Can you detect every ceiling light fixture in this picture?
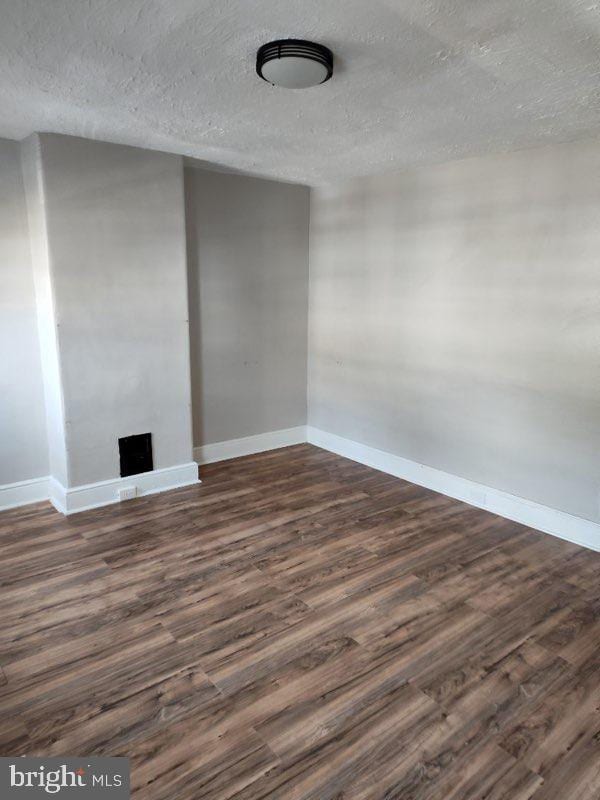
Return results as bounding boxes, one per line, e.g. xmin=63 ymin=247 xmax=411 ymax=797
xmin=256 ymin=39 xmax=333 ymax=89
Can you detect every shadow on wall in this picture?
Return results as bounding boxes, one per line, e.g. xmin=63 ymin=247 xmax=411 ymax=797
xmin=184 ymin=166 xmax=205 ymax=450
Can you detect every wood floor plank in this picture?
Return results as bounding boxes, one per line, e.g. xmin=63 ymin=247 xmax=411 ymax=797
xmin=498 ymin=652 xmax=600 ymax=777
xmin=1 ymin=443 xmax=599 ymax=799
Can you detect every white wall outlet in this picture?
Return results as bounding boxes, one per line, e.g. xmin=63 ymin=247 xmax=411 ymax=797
xmin=468 ymin=488 xmax=487 ymax=507
xmin=118 ymin=486 xmax=137 ymax=502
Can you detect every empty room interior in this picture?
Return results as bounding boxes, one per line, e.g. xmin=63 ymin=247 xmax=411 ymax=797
xmin=1 ymin=1 xmax=600 ymax=798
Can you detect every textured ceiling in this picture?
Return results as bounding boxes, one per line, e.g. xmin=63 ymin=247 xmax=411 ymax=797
xmin=2 ymin=0 xmax=600 ymax=183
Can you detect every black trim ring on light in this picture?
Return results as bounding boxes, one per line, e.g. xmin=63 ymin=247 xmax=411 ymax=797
xmin=256 ymin=39 xmax=334 ymax=85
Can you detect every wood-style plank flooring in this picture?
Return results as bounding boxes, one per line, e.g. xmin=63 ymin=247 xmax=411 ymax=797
xmin=1 ymin=444 xmax=600 ymax=799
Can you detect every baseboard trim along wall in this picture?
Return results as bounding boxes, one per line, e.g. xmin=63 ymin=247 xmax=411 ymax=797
xmin=194 ymin=426 xmax=308 ymax=464
xmin=50 ymin=462 xmax=200 ymax=515
xmin=0 ymin=463 xmax=200 ymax=515
xmin=306 ymin=426 xmax=600 ymax=553
xmin=3 ymin=429 xmax=598 ymax=551
xmin=0 ymin=475 xmax=50 ymax=511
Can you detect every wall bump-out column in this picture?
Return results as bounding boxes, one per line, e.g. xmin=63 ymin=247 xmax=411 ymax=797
xmin=18 ymin=134 xmax=197 ymax=513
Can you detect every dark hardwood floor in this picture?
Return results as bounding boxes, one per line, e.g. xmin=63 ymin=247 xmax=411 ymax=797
xmin=1 ymin=444 xmax=600 ymax=799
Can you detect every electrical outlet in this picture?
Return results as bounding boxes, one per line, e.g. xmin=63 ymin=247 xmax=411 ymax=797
xmin=468 ymin=488 xmax=487 ymax=507
xmin=118 ymin=486 xmax=137 ymax=502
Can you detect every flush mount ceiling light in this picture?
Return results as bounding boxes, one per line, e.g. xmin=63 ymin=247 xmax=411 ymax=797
xmin=256 ymin=39 xmax=333 ymax=89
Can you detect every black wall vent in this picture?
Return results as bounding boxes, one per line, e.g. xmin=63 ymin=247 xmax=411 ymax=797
xmin=119 ymin=433 xmax=153 ymax=478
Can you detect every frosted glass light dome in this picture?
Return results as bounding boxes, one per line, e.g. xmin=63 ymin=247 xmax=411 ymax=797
xmin=256 ymin=40 xmax=333 ymax=89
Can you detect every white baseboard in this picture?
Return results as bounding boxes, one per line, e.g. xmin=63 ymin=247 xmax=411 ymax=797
xmin=194 ymin=426 xmax=307 ymax=465
xmin=6 ymin=430 xmax=598 ymax=553
xmin=306 ymin=426 xmax=600 ymax=553
xmin=0 ymin=476 xmax=50 ymax=512
xmin=48 ymin=477 xmax=67 ymax=515
xmin=48 ymin=462 xmax=200 ymax=515
xmin=1 ymin=463 xmax=199 ymax=516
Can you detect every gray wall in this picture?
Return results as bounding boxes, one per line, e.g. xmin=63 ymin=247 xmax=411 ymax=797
xmin=185 ymin=168 xmax=309 ymax=446
xmin=38 ymin=134 xmax=194 ymax=487
xmin=309 ymin=137 xmax=600 ymax=523
xmin=0 ymin=138 xmax=48 ymax=484
xmin=21 ymin=134 xmax=70 ymax=486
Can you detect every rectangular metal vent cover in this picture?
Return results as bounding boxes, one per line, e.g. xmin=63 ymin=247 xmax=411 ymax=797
xmin=118 ymin=432 xmax=153 ymax=478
